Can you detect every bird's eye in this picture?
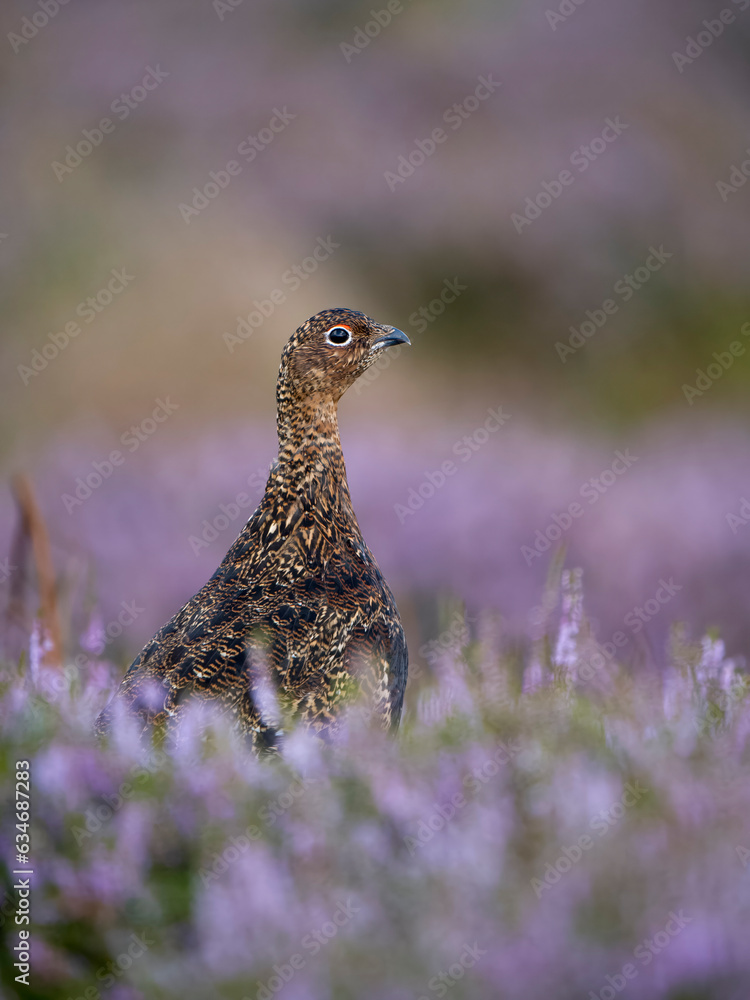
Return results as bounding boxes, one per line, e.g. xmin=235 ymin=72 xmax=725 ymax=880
xmin=326 ymin=326 xmax=353 ymax=346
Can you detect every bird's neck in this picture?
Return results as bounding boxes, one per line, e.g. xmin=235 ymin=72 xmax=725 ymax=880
xmin=276 ymin=376 xmax=353 ymax=509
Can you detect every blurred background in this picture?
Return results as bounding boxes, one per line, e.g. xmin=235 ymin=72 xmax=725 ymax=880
xmin=2 ymin=0 xmax=750 ymax=674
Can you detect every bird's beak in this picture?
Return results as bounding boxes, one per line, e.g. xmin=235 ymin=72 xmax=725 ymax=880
xmin=371 ymin=326 xmax=412 ymax=351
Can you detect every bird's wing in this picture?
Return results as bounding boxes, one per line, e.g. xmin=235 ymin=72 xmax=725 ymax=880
xmin=342 ymin=616 xmax=409 ymax=730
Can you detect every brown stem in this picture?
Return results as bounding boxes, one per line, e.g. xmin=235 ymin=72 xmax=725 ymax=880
xmin=12 ymin=474 xmax=63 ymax=668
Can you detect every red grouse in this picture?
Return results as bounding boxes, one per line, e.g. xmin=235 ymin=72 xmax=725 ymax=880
xmin=96 ymin=308 xmax=410 ymax=751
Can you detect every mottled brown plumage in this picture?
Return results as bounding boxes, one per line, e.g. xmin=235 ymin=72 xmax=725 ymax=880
xmin=96 ymin=308 xmax=410 ymax=751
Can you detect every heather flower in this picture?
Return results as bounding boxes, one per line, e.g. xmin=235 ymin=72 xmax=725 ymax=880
xmin=553 ymin=567 xmax=584 ymax=680
xmin=28 ymin=619 xmax=53 ymax=683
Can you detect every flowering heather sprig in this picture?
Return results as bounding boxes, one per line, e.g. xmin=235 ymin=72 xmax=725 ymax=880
xmin=28 ymin=619 xmax=53 ymax=683
xmin=553 ymin=566 xmax=584 ymax=679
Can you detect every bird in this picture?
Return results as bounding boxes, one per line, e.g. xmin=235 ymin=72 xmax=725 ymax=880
xmin=96 ymin=307 xmax=410 ymax=752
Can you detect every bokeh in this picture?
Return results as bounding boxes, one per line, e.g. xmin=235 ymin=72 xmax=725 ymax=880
xmin=2 ymin=0 xmax=750 ymax=996
xmin=2 ymin=0 xmax=750 ymax=656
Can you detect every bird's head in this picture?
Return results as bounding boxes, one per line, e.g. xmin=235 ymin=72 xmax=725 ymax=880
xmin=280 ymin=307 xmax=411 ymax=402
